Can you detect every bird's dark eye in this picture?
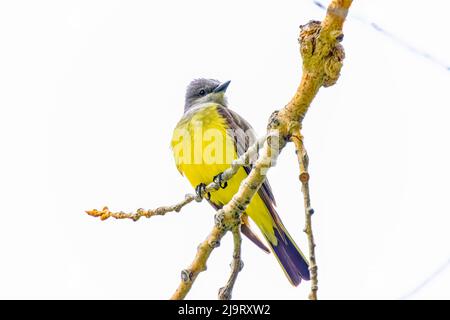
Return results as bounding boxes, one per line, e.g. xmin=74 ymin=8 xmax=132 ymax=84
xmin=199 ymin=89 xmax=206 ymax=96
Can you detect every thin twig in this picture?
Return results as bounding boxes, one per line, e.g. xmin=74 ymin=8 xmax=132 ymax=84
xmin=85 ymin=136 xmax=266 ymax=221
xmin=292 ymin=131 xmax=318 ymax=300
xmin=85 ymin=195 xmax=196 ymax=222
xmin=218 ymin=225 xmax=243 ymax=300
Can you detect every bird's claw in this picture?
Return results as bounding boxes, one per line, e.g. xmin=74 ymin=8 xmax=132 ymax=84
xmin=213 ymin=173 xmax=228 ymax=189
xmin=195 ymin=183 xmax=210 ymax=201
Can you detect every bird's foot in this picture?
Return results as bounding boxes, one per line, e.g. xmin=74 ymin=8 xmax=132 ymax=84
xmin=213 ymin=172 xmax=228 ymax=189
xmin=195 ymin=183 xmax=210 ymax=201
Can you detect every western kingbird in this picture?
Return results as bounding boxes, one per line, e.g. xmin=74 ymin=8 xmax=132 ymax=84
xmin=171 ymin=78 xmax=310 ymax=285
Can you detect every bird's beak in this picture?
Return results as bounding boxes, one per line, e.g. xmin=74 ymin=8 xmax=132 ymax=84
xmin=213 ymin=80 xmax=231 ymax=93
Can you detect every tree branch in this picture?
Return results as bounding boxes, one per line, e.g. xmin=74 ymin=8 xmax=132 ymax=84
xmin=321 ymin=0 xmax=353 ymax=35
xmin=171 ymin=224 xmax=226 ymax=300
xmin=292 ymin=131 xmax=318 ymax=300
xmin=86 ymin=137 xmax=266 ymax=221
xmin=85 ymin=196 xmax=195 ymax=222
xmin=218 ymin=225 xmax=243 ymax=300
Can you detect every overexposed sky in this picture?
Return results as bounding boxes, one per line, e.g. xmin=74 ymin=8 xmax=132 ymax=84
xmin=0 ymin=0 xmax=449 ymax=299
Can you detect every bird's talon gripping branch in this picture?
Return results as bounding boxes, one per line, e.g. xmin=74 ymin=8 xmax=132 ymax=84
xmin=195 ymin=183 xmax=210 ymax=201
xmin=213 ymin=172 xmax=228 ymax=189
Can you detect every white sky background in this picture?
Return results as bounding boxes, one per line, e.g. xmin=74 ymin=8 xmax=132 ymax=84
xmin=0 ymin=0 xmax=449 ymax=299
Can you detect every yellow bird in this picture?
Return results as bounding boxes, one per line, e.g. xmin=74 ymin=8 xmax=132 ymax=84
xmin=171 ymin=79 xmax=310 ymax=285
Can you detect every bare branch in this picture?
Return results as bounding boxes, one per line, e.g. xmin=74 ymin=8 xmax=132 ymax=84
xmin=85 ymin=195 xmax=196 ymax=222
xmin=218 ymin=225 xmax=243 ymax=300
xmin=292 ymin=131 xmax=318 ymax=300
xmin=321 ymin=0 xmax=353 ymax=36
xmin=86 ymin=137 xmax=266 ymax=220
xmin=170 ymin=225 xmax=224 ymax=300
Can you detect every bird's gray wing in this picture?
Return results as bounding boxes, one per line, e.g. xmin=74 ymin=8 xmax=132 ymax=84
xmin=216 ymin=105 xmax=277 ymax=206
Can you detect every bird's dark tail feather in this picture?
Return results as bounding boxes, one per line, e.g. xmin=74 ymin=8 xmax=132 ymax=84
xmin=266 ymin=225 xmax=310 ymax=286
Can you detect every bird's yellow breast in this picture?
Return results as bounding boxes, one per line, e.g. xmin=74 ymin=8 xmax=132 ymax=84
xmin=171 ymin=104 xmax=276 ymax=240
xmin=171 ymin=104 xmax=236 ymax=195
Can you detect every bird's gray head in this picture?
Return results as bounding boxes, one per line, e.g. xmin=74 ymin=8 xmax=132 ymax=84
xmin=184 ymin=78 xmax=231 ymax=111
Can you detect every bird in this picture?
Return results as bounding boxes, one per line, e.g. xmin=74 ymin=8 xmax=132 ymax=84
xmin=170 ymin=78 xmax=310 ymax=286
